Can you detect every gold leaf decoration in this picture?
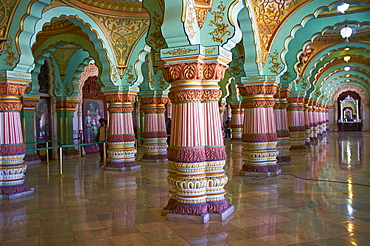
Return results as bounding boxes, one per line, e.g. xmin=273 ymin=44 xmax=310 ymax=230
xmin=4 ymin=36 xmax=17 ymax=66
xmin=94 ymin=15 xmax=150 ymax=67
xmin=209 ymin=1 xmax=231 ymax=43
xmin=147 ymin=12 xmax=166 ymax=50
xmin=125 ymin=64 xmax=136 ymax=85
xmin=268 ymin=50 xmax=282 ymax=74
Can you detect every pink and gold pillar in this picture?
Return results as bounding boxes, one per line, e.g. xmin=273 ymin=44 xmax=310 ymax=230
xmin=230 ymin=103 xmax=243 ymax=140
xmin=239 ymin=77 xmax=280 ymax=176
xmin=304 ymin=98 xmax=311 ymax=146
xmin=287 ymin=95 xmax=306 ymax=150
xmin=274 ymin=89 xmax=291 ymax=163
xmin=104 ymin=90 xmax=140 ymax=171
xmin=161 ymin=46 xmax=233 ymax=223
xmin=0 ymin=78 xmax=34 ymax=199
xmin=139 ymin=93 xmax=168 ymax=161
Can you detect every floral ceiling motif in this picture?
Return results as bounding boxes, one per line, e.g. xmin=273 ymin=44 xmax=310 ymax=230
xmin=252 ymin=0 xmax=309 ymax=52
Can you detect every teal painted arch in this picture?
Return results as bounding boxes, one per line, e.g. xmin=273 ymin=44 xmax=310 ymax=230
xmin=280 ymin=15 xmax=370 ymax=83
xmin=12 ymin=0 xmax=52 ymax=72
xmin=30 ymin=6 xmax=116 ymax=86
xmin=304 ymin=43 xmax=370 ymax=81
xmin=309 ymin=54 xmax=370 ymax=90
xmin=65 ymin=50 xmax=91 ymax=97
xmin=315 ymin=63 xmax=370 ymax=90
xmin=31 ymin=34 xmax=102 ymax=94
xmin=237 ymin=6 xmax=260 ymax=76
xmin=305 ymin=44 xmax=370 ymax=86
xmin=70 ymin=58 xmax=95 ymax=98
xmin=331 ymin=84 xmax=369 ymax=104
xmin=325 ymin=78 xmax=370 ymax=98
xmin=270 ymin=0 xmax=370 ymax=75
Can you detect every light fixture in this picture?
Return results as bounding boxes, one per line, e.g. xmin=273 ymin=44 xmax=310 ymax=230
xmin=346 ymin=74 xmax=350 ymax=77
xmin=344 ymin=55 xmax=351 ymax=62
xmin=337 ymin=3 xmax=350 ymax=14
xmin=341 ymin=25 xmax=353 ymax=42
xmin=344 ymin=47 xmax=350 ymax=51
xmin=346 ymin=79 xmax=350 ymax=82
xmin=344 ymin=66 xmax=350 ymax=71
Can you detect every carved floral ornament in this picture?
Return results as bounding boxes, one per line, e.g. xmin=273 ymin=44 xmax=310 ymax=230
xmin=104 ymin=93 xmax=136 ymax=103
xmin=239 ymin=85 xmax=277 ymax=96
xmin=108 ymin=106 xmax=134 ymax=113
xmin=0 ymin=83 xmax=28 ymax=96
xmin=140 ymin=97 xmax=169 ymax=105
xmin=0 ymin=102 xmax=23 ymax=111
xmin=242 ymin=100 xmax=275 ymax=108
xmin=22 ymin=99 xmax=39 ymax=108
xmin=56 ymin=102 xmax=78 ymax=109
xmin=162 ymin=62 xmax=228 ymax=82
xmin=168 ymin=89 xmax=222 ymax=103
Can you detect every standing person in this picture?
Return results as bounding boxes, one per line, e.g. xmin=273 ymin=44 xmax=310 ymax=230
xmin=95 ymin=118 xmax=107 ymax=165
xmin=225 ymin=117 xmax=231 ymax=139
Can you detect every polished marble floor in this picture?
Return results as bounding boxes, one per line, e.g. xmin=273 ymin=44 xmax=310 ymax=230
xmin=1 ymin=132 xmax=370 ymax=246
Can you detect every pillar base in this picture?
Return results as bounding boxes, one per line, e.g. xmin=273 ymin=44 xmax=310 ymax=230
xmin=105 ymin=165 xmax=141 ymax=171
xmin=209 ymin=205 xmax=234 ymax=221
xmin=141 ymin=158 xmax=168 ymax=163
xmin=277 ymin=156 xmax=292 ymax=164
xmin=167 ymin=212 xmax=210 ymax=224
xmin=24 ymin=153 xmax=41 ymax=165
xmin=238 ymin=169 xmax=281 ymax=177
xmin=0 ymin=187 xmax=34 ymax=200
xmin=290 ymin=145 xmax=306 ymax=150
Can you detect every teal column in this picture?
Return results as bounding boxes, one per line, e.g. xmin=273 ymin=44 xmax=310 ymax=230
xmin=21 ymin=95 xmax=41 ymax=164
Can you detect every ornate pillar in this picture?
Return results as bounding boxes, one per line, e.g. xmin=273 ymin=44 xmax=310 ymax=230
xmin=308 ymin=101 xmax=316 ymax=142
xmin=0 ymin=76 xmax=34 ymax=199
xmin=274 ymin=89 xmax=291 ymax=163
xmin=304 ymin=98 xmax=311 ymax=146
xmin=161 ymin=45 xmax=233 ymax=223
xmin=21 ymin=95 xmax=41 ymax=164
xmin=104 ymin=90 xmax=140 ymax=171
xmin=315 ymin=103 xmax=323 ymax=139
xmin=287 ymin=95 xmax=306 ymax=149
xmin=230 ymin=103 xmax=243 ymax=140
xmin=139 ymin=93 xmax=168 ymax=161
xmin=239 ymin=76 xmax=280 ymax=176
xmin=56 ymin=98 xmax=79 ymax=156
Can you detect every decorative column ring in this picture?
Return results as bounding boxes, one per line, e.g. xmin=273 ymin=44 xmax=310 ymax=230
xmin=239 ymin=79 xmax=280 ymax=176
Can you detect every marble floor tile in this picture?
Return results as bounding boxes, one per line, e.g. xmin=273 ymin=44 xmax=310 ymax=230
xmin=1 ymin=132 xmax=370 ymax=246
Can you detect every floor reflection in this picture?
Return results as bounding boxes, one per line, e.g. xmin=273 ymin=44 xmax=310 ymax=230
xmin=0 ymin=132 xmax=369 ymax=245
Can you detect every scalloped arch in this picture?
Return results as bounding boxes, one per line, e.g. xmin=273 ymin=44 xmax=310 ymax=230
xmin=16 ymin=4 xmax=115 ymax=87
xmin=332 ymin=85 xmax=369 ymax=106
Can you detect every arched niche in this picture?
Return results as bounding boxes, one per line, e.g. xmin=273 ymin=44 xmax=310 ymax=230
xmin=337 ymin=91 xmax=362 ymax=132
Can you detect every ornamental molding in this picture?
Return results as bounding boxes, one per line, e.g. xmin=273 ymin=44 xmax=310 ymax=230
xmin=162 ymin=47 xmax=198 ymax=57
xmin=239 ymin=85 xmax=277 ymax=96
xmin=107 ymin=106 xmax=134 ymax=113
xmin=140 ymin=96 xmax=169 ymax=105
xmin=169 ymin=89 xmax=222 ymax=103
xmin=105 ymin=93 xmax=136 ymax=103
xmin=56 ymin=102 xmax=78 ymax=109
xmin=0 ymin=102 xmax=23 ymax=111
xmin=242 ymin=99 xmax=275 ymax=108
xmin=163 ymin=62 xmax=227 ymax=82
xmin=0 ymin=83 xmax=28 ymax=96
